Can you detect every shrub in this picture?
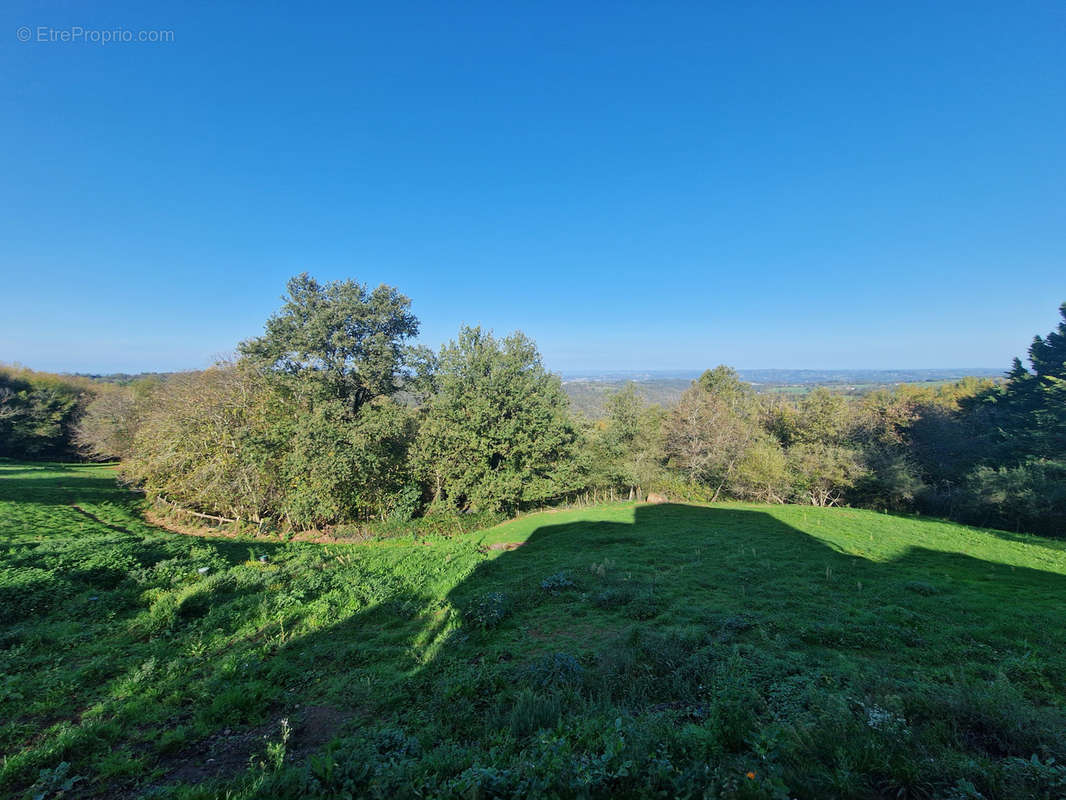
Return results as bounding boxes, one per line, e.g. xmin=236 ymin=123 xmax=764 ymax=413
xmin=374 ymin=727 xmax=422 ymax=759
xmin=540 ymin=572 xmax=576 ymax=595
xmin=344 ymin=508 xmax=508 ymax=541
xmin=523 ymin=652 xmax=585 ymax=690
xmin=592 ymin=585 xmax=636 ymax=609
xmin=625 ymin=595 xmax=662 ymax=621
xmin=463 ymin=592 xmax=512 ymax=629
xmin=957 ymin=459 xmax=1066 ymax=537
xmin=494 ymin=687 xmax=564 ymax=738
xmin=25 ymin=761 xmax=84 ymax=800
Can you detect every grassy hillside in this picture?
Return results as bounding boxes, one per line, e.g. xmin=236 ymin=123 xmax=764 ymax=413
xmin=2 ymin=463 xmax=1066 ymax=799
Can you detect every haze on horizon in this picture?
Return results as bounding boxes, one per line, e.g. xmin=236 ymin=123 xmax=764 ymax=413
xmin=3 ymin=2 xmax=1063 ymax=375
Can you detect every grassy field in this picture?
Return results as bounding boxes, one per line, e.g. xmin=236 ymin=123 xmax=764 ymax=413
xmin=3 ymin=462 xmax=1066 ymax=799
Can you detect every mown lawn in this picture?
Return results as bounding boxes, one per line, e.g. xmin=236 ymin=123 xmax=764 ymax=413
xmin=2 ymin=461 xmax=1066 ymax=799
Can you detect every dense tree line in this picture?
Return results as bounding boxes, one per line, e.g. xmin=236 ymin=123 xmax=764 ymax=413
xmin=578 ymin=340 xmax=1065 ymax=536
xmin=5 ymin=277 xmax=1064 ymax=536
xmin=94 ymin=275 xmax=582 ymax=528
xmin=0 ymin=366 xmax=95 ymax=459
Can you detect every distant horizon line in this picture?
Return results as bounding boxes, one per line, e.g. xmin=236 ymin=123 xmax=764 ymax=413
xmin=2 ymin=362 xmax=1007 ymax=380
xmin=558 ymin=367 xmax=1004 ymax=378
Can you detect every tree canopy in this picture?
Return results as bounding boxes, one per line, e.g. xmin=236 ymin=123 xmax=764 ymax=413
xmin=8 ymin=277 xmax=1064 ymax=539
xmin=239 ymin=273 xmax=419 ymax=410
xmin=414 ymin=327 xmax=578 ymax=513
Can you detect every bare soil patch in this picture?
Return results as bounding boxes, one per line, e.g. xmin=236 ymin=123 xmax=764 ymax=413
xmin=154 ymin=705 xmax=356 ymax=788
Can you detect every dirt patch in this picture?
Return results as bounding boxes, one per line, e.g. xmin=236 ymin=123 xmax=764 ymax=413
xmin=293 ymin=705 xmax=358 ymax=754
xmin=481 ymin=541 xmax=525 ymax=552
xmin=154 ymin=705 xmax=357 ymax=788
xmin=156 ymin=721 xmax=273 ymax=786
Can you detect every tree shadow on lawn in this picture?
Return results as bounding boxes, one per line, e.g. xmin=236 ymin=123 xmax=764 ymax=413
xmin=873 ymin=506 xmax=1066 ymax=559
xmin=166 ymin=504 xmax=1066 ymax=789
xmin=1 ymin=461 xmax=288 ymax=569
xmin=0 ymin=463 xmax=133 ymax=508
xmin=445 ymin=503 xmax=1066 ymax=651
xmin=0 ymin=466 xmax=301 ymax=797
xmin=14 ymin=501 xmax=1066 ymax=797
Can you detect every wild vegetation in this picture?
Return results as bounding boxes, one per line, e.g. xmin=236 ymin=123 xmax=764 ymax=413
xmin=4 ymin=278 xmax=1064 ymax=539
xmin=0 ymin=366 xmax=95 ymax=460
xmin=3 ymin=461 xmax=1066 ymax=798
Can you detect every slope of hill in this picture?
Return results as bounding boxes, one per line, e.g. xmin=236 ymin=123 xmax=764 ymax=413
xmin=2 ymin=461 xmax=1064 ymax=798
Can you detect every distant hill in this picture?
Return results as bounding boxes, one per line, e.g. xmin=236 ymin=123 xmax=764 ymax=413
xmin=562 ymin=368 xmax=1003 ymax=418
xmin=70 ymin=371 xmax=174 ymax=385
xmin=66 ymin=367 xmax=1005 ymax=418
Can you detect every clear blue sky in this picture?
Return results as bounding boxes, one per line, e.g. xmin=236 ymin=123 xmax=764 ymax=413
xmin=3 ymin=1 xmax=1063 ymax=374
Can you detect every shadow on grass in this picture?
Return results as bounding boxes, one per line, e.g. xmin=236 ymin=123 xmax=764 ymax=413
xmin=206 ymin=506 xmax=1066 ymax=775
xmin=7 ymin=488 xmax=1066 ymax=797
xmin=210 ymin=502 xmax=1065 ymax=796
xmin=0 ymin=463 xmax=131 ymax=508
xmin=874 ymin=506 xmax=1066 ymax=557
xmin=445 ymin=503 xmax=1066 ymax=626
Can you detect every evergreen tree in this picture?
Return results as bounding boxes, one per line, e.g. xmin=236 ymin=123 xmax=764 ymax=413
xmin=1028 ymin=302 xmax=1066 ymax=379
xmin=0 ymin=367 xmax=90 ymax=459
xmin=985 ymin=302 xmax=1066 ymax=461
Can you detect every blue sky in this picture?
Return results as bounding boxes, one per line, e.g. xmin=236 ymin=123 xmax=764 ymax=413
xmin=2 ymin=1 xmax=1064 ymax=373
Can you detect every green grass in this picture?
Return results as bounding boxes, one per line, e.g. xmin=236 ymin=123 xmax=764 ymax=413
xmin=3 ymin=461 xmax=1066 ymax=799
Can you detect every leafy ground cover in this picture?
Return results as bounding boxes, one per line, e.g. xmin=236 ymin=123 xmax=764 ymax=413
xmin=2 ymin=461 xmax=1066 ymax=799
